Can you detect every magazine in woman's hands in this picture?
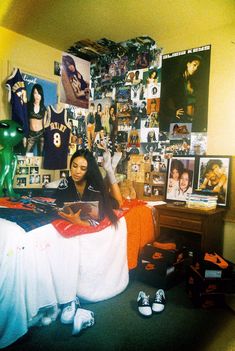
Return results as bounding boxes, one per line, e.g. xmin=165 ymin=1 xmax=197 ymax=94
xmin=61 ymin=201 xmax=99 ymax=220
xmin=31 ymin=198 xmax=99 ymax=219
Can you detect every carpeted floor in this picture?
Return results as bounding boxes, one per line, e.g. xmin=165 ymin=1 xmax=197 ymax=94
xmin=5 ymin=277 xmax=235 ymax=351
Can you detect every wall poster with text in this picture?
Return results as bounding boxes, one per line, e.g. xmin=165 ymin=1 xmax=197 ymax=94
xmin=159 ymin=45 xmax=211 ymax=133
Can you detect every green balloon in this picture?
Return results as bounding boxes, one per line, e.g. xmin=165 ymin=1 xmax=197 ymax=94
xmin=0 ymin=120 xmax=24 ymax=199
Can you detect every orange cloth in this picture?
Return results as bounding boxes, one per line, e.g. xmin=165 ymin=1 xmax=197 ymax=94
xmin=0 ymin=197 xmax=33 ymax=210
xmin=125 ymin=205 xmax=155 ymax=270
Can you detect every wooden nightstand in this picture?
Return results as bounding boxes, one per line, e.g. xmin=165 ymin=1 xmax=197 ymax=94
xmin=154 ymin=204 xmax=226 ymax=254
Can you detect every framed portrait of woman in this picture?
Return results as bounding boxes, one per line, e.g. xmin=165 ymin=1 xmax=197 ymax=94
xmin=195 ymin=156 xmax=231 ymax=207
xmin=165 ymin=156 xmax=196 ymax=203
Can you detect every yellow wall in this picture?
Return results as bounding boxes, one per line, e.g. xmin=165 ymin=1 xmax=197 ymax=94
xmin=157 ymin=23 xmax=235 ymax=261
xmin=0 ymin=25 xmax=234 ymax=261
xmin=0 ymin=26 xmax=61 ymax=119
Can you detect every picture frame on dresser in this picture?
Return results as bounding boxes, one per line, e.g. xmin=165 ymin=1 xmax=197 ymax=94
xmin=195 ymin=155 xmax=231 ymax=207
xmin=165 ymin=156 xmax=196 ymax=203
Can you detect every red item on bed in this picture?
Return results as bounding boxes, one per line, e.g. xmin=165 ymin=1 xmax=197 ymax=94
xmin=51 ymin=200 xmax=155 ymax=270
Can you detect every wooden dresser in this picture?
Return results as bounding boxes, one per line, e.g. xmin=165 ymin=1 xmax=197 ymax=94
xmin=154 ymin=204 xmax=226 ymax=254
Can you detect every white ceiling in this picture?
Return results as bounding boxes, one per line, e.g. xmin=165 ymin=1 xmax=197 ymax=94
xmin=0 ymin=0 xmax=235 ymax=51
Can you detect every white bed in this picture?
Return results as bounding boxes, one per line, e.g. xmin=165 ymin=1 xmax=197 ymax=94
xmin=0 ymin=217 xmax=129 ymax=349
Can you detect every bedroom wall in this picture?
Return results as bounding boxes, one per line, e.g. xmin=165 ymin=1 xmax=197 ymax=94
xmin=157 ymin=22 xmax=235 ymax=262
xmin=0 ymin=26 xmax=62 ymax=120
xmin=0 ymin=24 xmax=234 ymax=261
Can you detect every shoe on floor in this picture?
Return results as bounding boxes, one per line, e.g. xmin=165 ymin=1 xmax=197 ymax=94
xmin=46 ymin=304 xmax=61 ymax=321
xmin=137 ymin=291 xmax=152 ymax=317
xmin=72 ymin=308 xmax=95 ymax=335
xmin=61 ymin=301 xmax=77 ymax=324
xmin=152 ymin=289 xmax=166 ymax=313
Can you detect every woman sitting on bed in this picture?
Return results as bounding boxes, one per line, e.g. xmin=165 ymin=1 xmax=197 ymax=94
xmin=55 ymin=149 xmax=123 ymax=227
xmin=54 ymin=149 xmax=123 ymax=330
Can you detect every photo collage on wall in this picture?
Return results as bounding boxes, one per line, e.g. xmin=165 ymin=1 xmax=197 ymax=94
xmin=13 ymin=155 xmax=69 ymax=189
xmin=11 ymin=37 xmax=212 ymax=200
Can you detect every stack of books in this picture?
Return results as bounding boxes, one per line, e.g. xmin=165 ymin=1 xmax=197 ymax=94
xmin=186 ymin=194 xmax=218 ymax=210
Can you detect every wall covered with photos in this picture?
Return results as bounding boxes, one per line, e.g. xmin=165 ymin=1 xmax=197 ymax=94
xmin=2 ymin=31 xmax=229 ymax=207
xmin=4 ymin=34 xmax=213 ymax=201
xmin=0 ymin=24 xmax=235 ymax=260
xmin=58 ymin=36 xmax=211 ymax=200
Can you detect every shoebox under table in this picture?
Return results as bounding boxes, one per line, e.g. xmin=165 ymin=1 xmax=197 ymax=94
xmin=186 ymin=253 xmax=235 ymax=308
xmin=136 ymin=241 xmax=191 ymax=290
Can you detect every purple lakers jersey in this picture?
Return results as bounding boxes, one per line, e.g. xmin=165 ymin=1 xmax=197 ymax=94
xmin=6 ymin=68 xmax=29 ymax=136
xmin=43 ymin=105 xmax=71 ymax=169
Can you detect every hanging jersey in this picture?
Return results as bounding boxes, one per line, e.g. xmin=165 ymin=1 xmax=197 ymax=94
xmin=43 ymin=106 xmax=71 ymax=169
xmin=6 ymin=68 xmax=29 ymax=136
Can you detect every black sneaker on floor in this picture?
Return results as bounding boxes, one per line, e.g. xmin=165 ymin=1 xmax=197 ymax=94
xmin=137 ymin=291 xmax=152 ymax=317
xmin=152 ymin=289 xmax=166 ymax=313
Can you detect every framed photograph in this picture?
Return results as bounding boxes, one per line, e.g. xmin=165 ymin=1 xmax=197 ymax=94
xmin=195 ymin=156 xmax=231 ymax=207
xmin=165 ymin=156 xmax=196 ymax=202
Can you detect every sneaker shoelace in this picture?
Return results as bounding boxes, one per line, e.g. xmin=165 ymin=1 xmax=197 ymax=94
xmin=155 ymin=291 xmax=164 ymax=303
xmin=64 ymin=304 xmax=74 ymax=312
xmin=142 ymin=295 xmax=150 ymax=305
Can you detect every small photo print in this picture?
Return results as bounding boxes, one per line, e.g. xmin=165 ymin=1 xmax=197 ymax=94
xmin=131 ymin=163 xmax=140 ymax=172
xmin=144 ymin=183 xmax=152 ymax=197
xmin=116 ymin=102 xmax=132 ymax=117
xmin=169 ymin=123 xmax=192 ymax=139
xmin=140 ymin=142 xmax=159 ymax=156
xmin=42 ymin=174 xmax=51 ymax=187
xmin=140 ymin=128 xmax=159 ymax=143
xmin=116 ymin=86 xmax=131 ymax=102
xmin=190 ymin=132 xmax=207 ymax=155
xmin=60 ymin=170 xmax=69 ymax=179
xmin=17 ymin=167 xmax=29 ymax=175
xmin=147 ymin=98 xmax=160 ymax=115
xmin=145 ymin=172 xmax=151 ymax=182
xmin=159 ymin=161 xmax=167 ymax=172
xmin=135 ymin=52 xmax=150 ymax=69
xmin=30 ymin=174 xmax=41 ymax=184
xmin=16 ymin=177 xmax=27 ymax=187
xmin=152 ymin=185 xmax=164 ymax=196
xmin=54 ymin=61 xmax=61 ymax=76
xmin=30 ymin=167 xmax=39 ymax=175
xmin=125 ymin=69 xmax=143 ymax=85
xmin=152 ymin=173 xmax=165 ymax=185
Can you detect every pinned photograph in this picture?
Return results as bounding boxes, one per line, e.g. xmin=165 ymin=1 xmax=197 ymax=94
xmin=169 ymin=123 xmax=192 ymax=139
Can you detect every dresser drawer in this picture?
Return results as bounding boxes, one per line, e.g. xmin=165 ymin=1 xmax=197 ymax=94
xmin=159 ymin=214 xmax=203 ymax=233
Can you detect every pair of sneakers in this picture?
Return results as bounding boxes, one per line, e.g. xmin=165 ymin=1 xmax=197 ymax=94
xmin=137 ymin=289 xmax=166 ymax=317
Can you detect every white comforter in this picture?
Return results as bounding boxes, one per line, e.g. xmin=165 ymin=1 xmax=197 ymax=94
xmin=0 ymin=217 xmax=129 ymax=349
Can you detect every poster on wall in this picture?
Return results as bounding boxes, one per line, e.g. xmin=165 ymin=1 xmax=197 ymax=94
xmin=159 ymin=45 xmax=211 ymax=133
xmin=16 ymin=72 xmax=58 ymax=156
xmin=60 ymin=52 xmax=90 ymax=109
xmin=22 ymin=72 xmax=58 ymax=107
